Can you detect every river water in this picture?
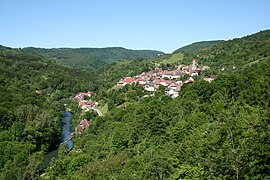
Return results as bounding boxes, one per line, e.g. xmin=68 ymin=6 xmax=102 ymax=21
xmin=60 ymin=111 xmax=73 ymax=151
xmin=40 ymin=111 xmax=73 ymax=170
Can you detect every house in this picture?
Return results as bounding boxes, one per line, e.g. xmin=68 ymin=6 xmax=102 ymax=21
xmin=144 ymin=84 xmax=155 ymax=91
xmin=80 ymin=119 xmax=90 ymax=129
xmin=87 ymin=101 xmax=97 ymax=107
xmin=188 ymin=77 xmax=195 ymax=83
xmin=79 ymin=101 xmax=88 ymax=109
xmin=203 ymin=76 xmax=216 ymax=83
xmin=75 ymin=119 xmax=90 ymax=134
xmin=171 ymin=73 xmax=181 ymax=79
xmin=168 ymin=83 xmax=178 ymax=90
xmin=123 ymin=77 xmax=136 ymax=84
xmin=185 ymin=77 xmax=195 ymax=83
xmin=116 ymin=80 xmax=124 ymax=87
xmin=190 ymin=72 xmax=198 ymax=77
xmin=75 ymin=92 xmax=92 ymax=101
xmin=117 ymin=77 xmax=136 ymax=86
xmin=176 ymin=80 xmax=183 ymax=85
xmin=159 ymin=79 xmax=169 ymax=86
xmin=138 ymin=78 xmax=147 ymax=85
xmin=176 ymin=84 xmax=183 ymax=92
xmin=162 ymin=71 xmax=174 ymax=79
xmin=166 ymin=89 xmax=179 ymax=98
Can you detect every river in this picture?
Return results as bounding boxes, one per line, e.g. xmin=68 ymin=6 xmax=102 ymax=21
xmin=60 ymin=111 xmax=73 ymax=151
xmin=40 ymin=111 xmax=73 ymax=170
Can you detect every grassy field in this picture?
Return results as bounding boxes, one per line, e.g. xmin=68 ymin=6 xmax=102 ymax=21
xmin=98 ymin=103 xmax=108 ymax=115
xmin=161 ymin=52 xmax=184 ymax=64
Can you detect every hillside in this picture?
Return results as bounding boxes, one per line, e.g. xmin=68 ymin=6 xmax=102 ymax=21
xmin=0 ymin=46 xmax=96 ymax=179
xmin=42 ymin=31 xmax=270 ymax=179
xmin=196 ymin=30 xmax=270 ymax=68
xmin=0 ymin=30 xmax=269 ymax=179
xmin=22 ymin=47 xmax=164 ymax=70
xmin=161 ymin=30 xmax=270 ymax=74
xmin=173 ymin=40 xmax=224 ymax=53
xmin=160 ymin=52 xmax=184 ymax=65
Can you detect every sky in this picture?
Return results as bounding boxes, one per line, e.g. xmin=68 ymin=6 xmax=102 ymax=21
xmin=0 ymin=0 xmax=269 ymax=53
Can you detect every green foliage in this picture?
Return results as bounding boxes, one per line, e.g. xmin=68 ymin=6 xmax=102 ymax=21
xmin=1 ymin=30 xmax=270 ymax=179
xmin=181 ymin=30 xmax=270 ymax=72
xmin=0 ymin=46 xmax=96 ymax=178
xmin=44 ymin=47 xmax=269 ymax=179
xmin=174 ymin=40 xmax=224 ymax=53
xmin=95 ymin=59 xmax=154 ymax=89
xmin=23 ymin=47 xmax=163 ymax=70
xmin=160 ymin=52 xmax=184 ymax=65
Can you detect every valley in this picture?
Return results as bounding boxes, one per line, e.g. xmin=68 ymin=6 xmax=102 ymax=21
xmin=0 ymin=30 xmax=269 ymax=179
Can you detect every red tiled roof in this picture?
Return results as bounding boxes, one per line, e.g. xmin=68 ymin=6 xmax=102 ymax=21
xmin=80 ymin=119 xmax=90 ymax=129
xmin=123 ymin=77 xmax=135 ymax=83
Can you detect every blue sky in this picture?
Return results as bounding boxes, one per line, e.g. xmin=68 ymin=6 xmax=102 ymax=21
xmin=0 ymin=0 xmax=269 ymax=53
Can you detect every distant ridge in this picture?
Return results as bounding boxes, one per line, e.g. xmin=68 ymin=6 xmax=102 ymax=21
xmin=22 ymin=47 xmax=164 ymax=70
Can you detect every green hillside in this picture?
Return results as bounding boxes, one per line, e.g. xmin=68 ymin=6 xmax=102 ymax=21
xmin=0 ymin=46 xmax=96 ymax=179
xmin=22 ymin=47 xmax=164 ymax=70
xmin=168 ymin=30 xmax=270 ymax=73
xmin=174 ymin=40 xmax=224 ymax=53
xmin=160 ymin=52 xmax=184 ymax=65
xmin=42 ymin=30 xmax=270 ymax=179
xmin=0 ymin=30 xmax=269 ymax=179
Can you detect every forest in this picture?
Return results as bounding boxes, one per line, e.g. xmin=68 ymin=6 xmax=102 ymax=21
xmin=22 ymin=47 xmax=164 ymax=71
xmin=0 ymin=30 xmax=269 ymax=179
xmin=0 ymin=46 xmax=96 ymax=179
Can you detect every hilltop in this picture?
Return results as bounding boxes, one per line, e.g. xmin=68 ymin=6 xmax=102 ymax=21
xmin=173 ymin=40 xmax=224 ymax=53
xmin=22 ymin=47 xmax=164 ymax=70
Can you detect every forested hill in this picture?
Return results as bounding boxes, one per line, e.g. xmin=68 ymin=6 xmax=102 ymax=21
xmin=42 ymin=30 xmax=270 ymax=179
xmin=22 ymin=47 xmax=164 ymax=70
xmin=180 ymin=30 xmax=270 ymax=71
xmin=173 ymin=40 xmax=224 ymax=53
xmin=0 ymin=45 xmax=96 ymax=179
xmin=155 ymin=30 xmax=270 ymax=74
xmin=1 ymin=30 xmax=269 ymax=179
xmin=96 ymin=30 xmax=270 ymax=89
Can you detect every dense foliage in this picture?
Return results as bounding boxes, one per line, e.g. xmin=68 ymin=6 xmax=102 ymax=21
xmin=0 ymin=46 xmax=95 ymax=179
xmin=96 ymin=59 xmax=154 ymax=89
xmin=180 ymin=30 xmax=270 ymax=71
xmin=43 ymin=30 xmax=270 ymax=179
xmin=1 ymin=30 xmax=269 ymax=179
xmin=45 ymin=58 xmax=270 ymax=180
xmin=23 ymin=47 xmax=164 ymax=70
xmin=173 ymin=40 xmax=224 ymax=53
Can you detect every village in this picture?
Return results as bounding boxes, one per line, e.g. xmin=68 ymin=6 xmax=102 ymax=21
xmin=70 ymin=60 xmax=215 ymax=136
xmin=116 ymin=60 xmax=215 ymax=98
xmin=71 ymin=91 xmax=101 ymax=136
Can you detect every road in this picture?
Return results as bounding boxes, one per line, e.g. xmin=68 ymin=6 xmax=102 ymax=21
xmin=91 ymin=107 xmax=103 ymax=116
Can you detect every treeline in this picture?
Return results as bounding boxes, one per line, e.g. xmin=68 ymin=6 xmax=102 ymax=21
xmin=23 ymin=47 xmax=163 ymax=71
xmin=179 ymin=30 xmax=270 ymax=72
xmin=173 ymin=40 xmax=224 ymax=53
xmin=44 ymin=55 xmax=270 ymax=179
xmin=0 ymin=46 xmax=95 ymax=179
